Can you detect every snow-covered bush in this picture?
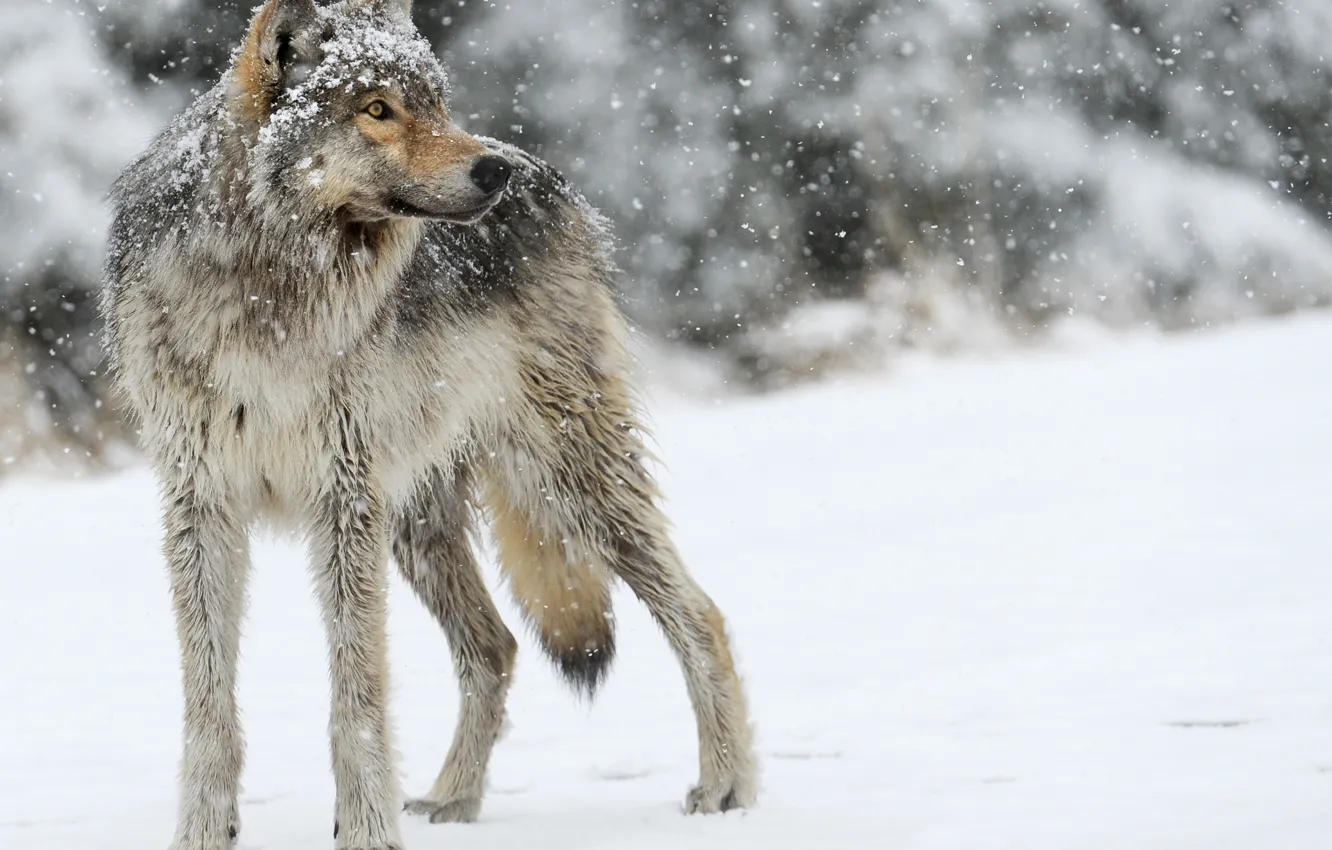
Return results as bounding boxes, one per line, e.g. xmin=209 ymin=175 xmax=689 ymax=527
xmin=854 ymin=0 xmax=1332 ymax=338
xmin=0 ymin=0 xmax=164 ymax=462
xmin=443 ymin=0 xmax=1332 ymax=373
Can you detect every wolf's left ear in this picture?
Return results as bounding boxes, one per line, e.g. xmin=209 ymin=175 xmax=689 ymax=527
xmin=233 ymin=0 xmax=322 ymax=121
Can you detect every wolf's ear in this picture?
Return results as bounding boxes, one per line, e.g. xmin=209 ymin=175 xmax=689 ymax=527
xmin=233 ymin=0 xmax=322 ymax=121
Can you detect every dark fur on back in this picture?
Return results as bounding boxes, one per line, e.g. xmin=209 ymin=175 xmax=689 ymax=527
xmin=394 ymin=145 xmax=617 ymax=333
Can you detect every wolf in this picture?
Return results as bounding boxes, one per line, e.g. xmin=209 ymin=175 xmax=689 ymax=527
xmin=100 ymin=0 xmax=757 ymax=847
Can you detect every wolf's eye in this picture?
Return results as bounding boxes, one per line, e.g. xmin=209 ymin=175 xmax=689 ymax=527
xmin=365 ymin=100 xmax=390 ymax=120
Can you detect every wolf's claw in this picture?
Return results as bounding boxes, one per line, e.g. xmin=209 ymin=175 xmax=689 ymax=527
xmin=684 ymin=777 xmax=756 ymax=814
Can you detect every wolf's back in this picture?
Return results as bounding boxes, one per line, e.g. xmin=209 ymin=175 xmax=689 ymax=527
xmin=395 ymin=136 xmax=619 ymax=327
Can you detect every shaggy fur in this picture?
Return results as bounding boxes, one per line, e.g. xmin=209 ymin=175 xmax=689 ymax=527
xmin=102 ymin=0 xmax=756 ymax=847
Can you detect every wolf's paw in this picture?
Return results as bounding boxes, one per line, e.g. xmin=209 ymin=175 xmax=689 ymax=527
xmin=684 ymin=773 xmax=757 ymax=814
xmin=168 ymin=822 xmax=239 ymax=849
xmin=332 ymin=819 xmax=404 ymax=849
xmin=404 ymin=795 xmax=482 ymax=824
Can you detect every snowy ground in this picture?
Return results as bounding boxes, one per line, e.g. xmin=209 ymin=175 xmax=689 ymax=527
xmin=3 ymin=314 xmax=1332 ymax=849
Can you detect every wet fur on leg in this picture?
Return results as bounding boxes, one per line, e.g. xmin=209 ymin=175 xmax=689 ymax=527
xmin=393 ymin=463 xmax=516 ymax=823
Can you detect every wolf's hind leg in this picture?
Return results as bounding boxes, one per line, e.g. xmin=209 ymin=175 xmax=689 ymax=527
xmin=596 ymin=507 xmax=758 ymax=812
xmin=487 ymin=347 xmax=758 ymax=813
xmin=394 ymin=463 xmax=517 ymax=824
xmin=617 ymin=537 xmax=758 ymax=813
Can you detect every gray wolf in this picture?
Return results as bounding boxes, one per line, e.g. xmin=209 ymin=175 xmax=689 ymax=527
xmin=101 ymin=0 xmax=757 ymax=847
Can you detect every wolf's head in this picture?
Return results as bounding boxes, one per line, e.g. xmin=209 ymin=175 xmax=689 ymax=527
xmin=230 ymin=0 xmax=507 ymax=224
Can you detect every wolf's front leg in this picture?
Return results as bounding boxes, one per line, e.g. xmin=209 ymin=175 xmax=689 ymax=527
xmin=161 ymin=480 xmax=251 ymax=850
xmin=310 ymin=410 xmax=402 ymax=850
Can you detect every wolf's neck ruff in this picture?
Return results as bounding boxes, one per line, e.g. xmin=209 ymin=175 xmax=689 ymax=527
xmin=107 ymin=5 xmax=470 ymax=352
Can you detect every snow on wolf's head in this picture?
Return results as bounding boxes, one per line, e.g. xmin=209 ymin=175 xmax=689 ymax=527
xmin=230 ymin=0 xmax=510 ymax=224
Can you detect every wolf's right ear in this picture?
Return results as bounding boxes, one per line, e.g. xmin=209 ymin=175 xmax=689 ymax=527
xmin=233 ymin=0 xmax=322 ymax=123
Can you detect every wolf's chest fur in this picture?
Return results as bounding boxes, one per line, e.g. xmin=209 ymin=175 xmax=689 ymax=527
xmin=136 ymin=245 xmax=518 ymax=521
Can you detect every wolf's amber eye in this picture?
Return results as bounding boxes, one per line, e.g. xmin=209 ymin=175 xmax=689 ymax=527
xmin=365 ymin=100 xmax=390 ymax=120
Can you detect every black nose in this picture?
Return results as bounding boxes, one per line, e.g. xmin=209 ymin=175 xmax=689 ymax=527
xmin=470 ymin=155 xmax=511 ymax=196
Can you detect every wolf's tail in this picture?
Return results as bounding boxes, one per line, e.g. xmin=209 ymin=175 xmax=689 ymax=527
xmin=483 ymin=489 xmax=616 ymax=696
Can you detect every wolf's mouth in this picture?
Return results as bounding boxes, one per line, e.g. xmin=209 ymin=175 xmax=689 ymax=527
xmin=385 ymin=196 xmax=495 ymax=223
xmin=438 ymin=204 xmax=495 ymax=224
xmin=384 ymin=197 xmax=436 ymax=218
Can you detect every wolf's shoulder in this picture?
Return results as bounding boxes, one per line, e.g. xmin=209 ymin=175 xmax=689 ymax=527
xmin=108 ymin=87 xmax=228 ymax=246
xmin=103 ymin=86 xmax=229 ymax=345
xmin=111 ymin=87 xmax=227 ymax=206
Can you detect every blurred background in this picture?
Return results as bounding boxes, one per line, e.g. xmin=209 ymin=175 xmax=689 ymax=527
xmin=3 ymin=0 xmax=1332 ymax=467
